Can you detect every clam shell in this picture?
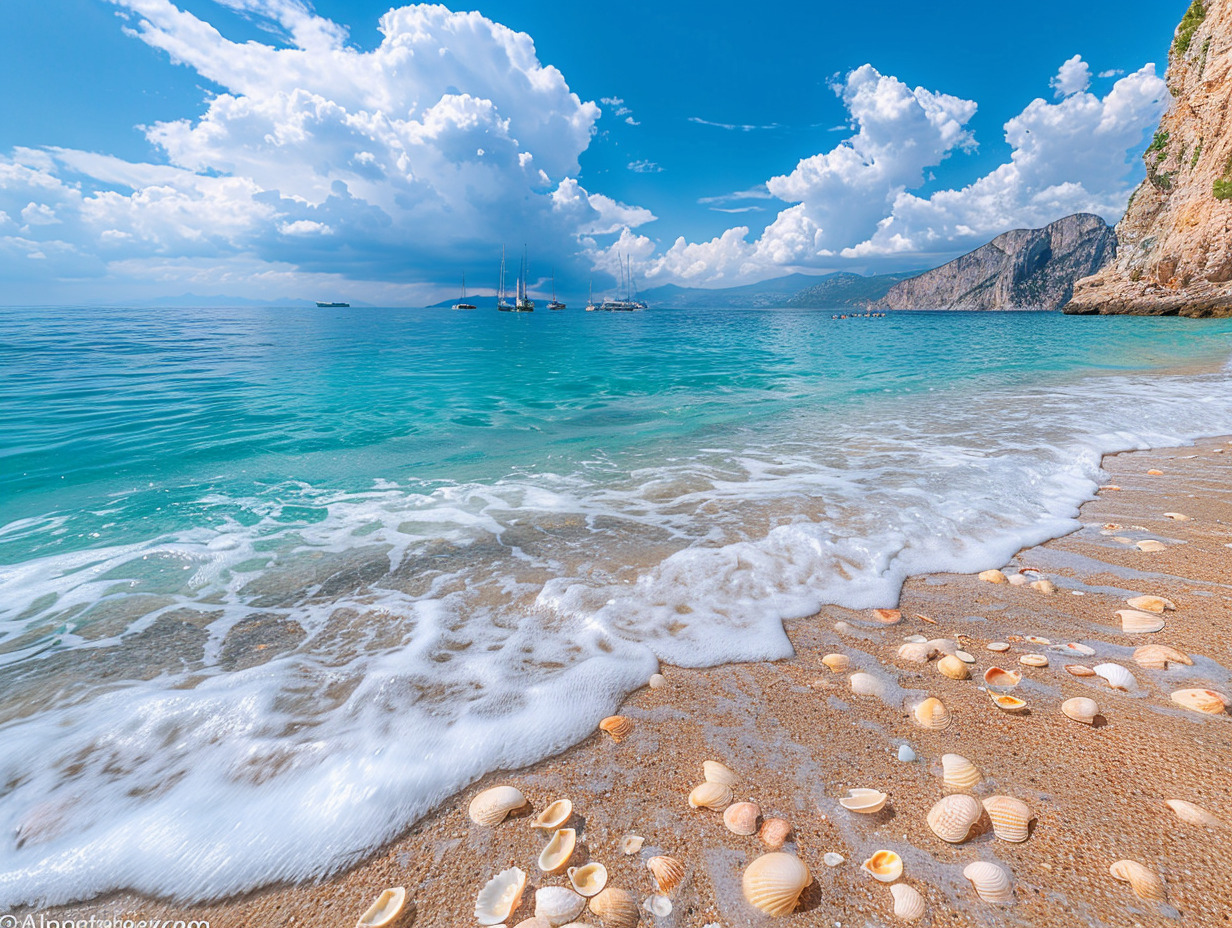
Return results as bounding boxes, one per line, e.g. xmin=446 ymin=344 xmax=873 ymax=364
xmin=539 ymin=828 xmax=577 ymax=873
xmin=872 ymin=608 xmax=903 ymax=624
xmin=861 ymin=849 xmax=903 ymax=882
xmin=1061 ymin=696 xmax=1099 ymax=724
xmin=1109 ymin=859 xmax=1166 ymax=902
xmin=588 ymin=887 xmax=639 ymax=928
xmin=1136 ymin=540 xmax=1167 ymax=552
xmin=850 ymin=672 xmax=887 ymax=698
xmin=979 ymin=569 xmax=1007 ymax=584
xmin=515 ymin=915 xmax=552 ymax=927
xmin=643 ymin=895 xmax=672 ymax=917
xmin=937 ymin=655 xmax=969 ymax=680
xmin=1164 ymin=799 xmax=1223 ymax=827
xmin=982 ymin=796 xmax=1032 ymax=842
xmin=741 ymin=852 xmax=811 ymax=917
xmin=927 ymin=638 xmax=959 ymax=656
xmin=890 ymin=883 xmax=926 ymax=921
xmin=535 ymin=886 xmax=587 ymax=926
xmin=703 ymin=760 xmax=740 ymax=787
xmin=839 ymin=788 xmax=888 ymax=813
xmin=1146 ymin=469 xmax=1164 ymax=476
xmin=1065 ymin=664 xmax=1096 ymax=677
xmin=646 ymin=856 xmax=685 ymax=895
xmin=532 ymin=799 xmax=573 ymax=830
xmin=476 ymin=867 xmax=528 ymax=925
xmin=823 ymin=852 xmax=845 ymax=867
xmin=648 ymin=673 xmax=667 ymax=689
xmin=1023 ymin=635 xmax=1051 ymax=645
xmin=1093 ymin=663 xmax=1137 ymax=691
xmin=941 ymin=754 xmax=982 ymax=791
xmin=759 ymin=817 xmax=792 ymax=848
xmin=956 ymin=650 xmax=976 ymax=663
xmin=569 ymin=863 xmax=608 ymax=897
xmin=1030 ymin=579 xmax=1057 ymax=594
xmin=1117 ymin=610 xmax=1165 ymax=634
xmin=983 ymin=666 xmax=1021 ymax=687
xmin=1019 ymin=653 xmax=1048 ymax=668
xmin=599 ymin=716 xmax=633 ymax=742
xmin=897 ymin=642 xmax=932 ymax=664
xmin=357 ymin=887 xmax=406 ymax=928
xmin=1056 ymin=642 xmax=1096 ymax=656
xmin=989 ymin=693 xmax=1028 ymax=712
xmin=1163 ymin=511 xmax=1189 ymax=520
xmin=723 ymin=801 xmax=761 ymax=836
xmin=1126 ymin=595 xmax=1175 ymax=613
xmin=1133 ymin=645 xmax=1192 ymax=670
xmin=688 ymin=781 xmax=733 ymax=811
xmin=926 ymin=794 xmax=982 ymax=844
xmin=986 ymin=642 xmax=1010 ymax=653
xmin=962 ymin=861 xmax=1013 ymax=903
xmin=621 ymin=834 xmax=645 ymax=855
xmin=470 ymin=786 xmax=528 ymax=827
xmin=1007 ymin=573 xmax=1029 ymax=586
xmin=1171 ymin=688 xmax=1230 ymax=714
xmin=821 ymin=653 xmax=850 ymax=673
xmin=914 ymin=697 xmax=952 ymax=730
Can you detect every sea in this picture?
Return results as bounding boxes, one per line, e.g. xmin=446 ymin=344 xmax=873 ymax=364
xmin=3 ymin=304 xmax=1232 ymax=907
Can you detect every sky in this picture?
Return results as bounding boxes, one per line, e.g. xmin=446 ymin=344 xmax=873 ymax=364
xmin=0 ymin=0 xmax=1190 ymax=305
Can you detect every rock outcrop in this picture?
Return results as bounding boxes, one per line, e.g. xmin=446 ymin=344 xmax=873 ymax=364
xmin=875 ymin=214 xmax=1116 ymax=311
xmin=1065 ymin=0 xmax=1232 ymax=316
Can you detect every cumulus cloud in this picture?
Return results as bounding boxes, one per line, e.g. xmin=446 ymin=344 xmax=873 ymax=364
xmin=1052 ymin=54 xmax=1092 ymax=97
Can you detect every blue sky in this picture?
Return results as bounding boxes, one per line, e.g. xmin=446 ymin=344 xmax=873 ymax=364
xmin=0 ymin=1 xmax=1188 ymax=304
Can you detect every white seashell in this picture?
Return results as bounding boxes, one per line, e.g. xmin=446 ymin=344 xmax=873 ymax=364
xmin=1109 ymin=859 xmax=1166 ymax=902
xmin=1164 ymin=799 xmax=1223 ymax=827
xmin=741 ymin=852 xmax=811 ymax=917
xmin=621 ymin=834 xmax=645 ymax=855
xmin=1007 ymin=573 xmax=1029 ymax=586
xmin=903 ymin=633 xmax=928 ymax=643
xmin=937 ymin=655 xmax=969 ymax=680
xmin=823 ymin=852 xmax=845 ymax=867
xmin=1093 ymin=663 xmax=1137 ymax=691
xmin=1117 ymin=610 xmax=1165 ymax=634
xmin=1133 ymin=645 xmax=1192 ymax=670
xmin=1126 ymin=595 xmax=1175 ymax=613
xmin=588 ymin=888 xmax=639 ymax=928
xmin=897 ymin=642 xmax=932 ymax=664
xmin=926 ymin=794 xmax=982 ymax=844
xmin=1030 ymin=579 xmax=1057 ymax=594
xmin=535 ymin=886 xmax=587 ymax=926
xmin=569 ymin=863 xmax=608 ymax=897
xmin=861 ymin=849 xmax=903 ymax=882
xmin=643 ymin=895 xmax=672 ymax=918
xmin=982 ymin=796 xmax=1032 ymax=842
xmin=941 ymin=753 xmax=982 ymax=791
xmin=963 ymin=861 xmax=1013 ymax=903
xmin=688 ymin=781 xmax=733 ymax=811
xmin=1171 ymin=688 xmax=1230 ymax=714
xmin=986 ymin=642 xmax=1010 ymax=652
xmin=956 ymin=649 xmax=976 ymax=663
xmin=646 ymin=856 xmax=685 ymax=895
xmin=539 ymin=828 xmax=577 ymax=873
xmin=850 ymin=672 xmax=887 ymax=698
xmin=703 ymin=760 xmax=740 ymax=787
xmin=1023 ymin=635 xmax=1051 ymax=645
xmin=838 ymin=788 xmax=888 ymax=813
xmin=1065 ymin=664 xmax=1097 ymax=678
xmin=890 ymin=883 xmax=926 ymax=921
xmin=723 ymin=801 xmax=761 ymax=836
xmin=897 ymin=744 xmax=917 ymax=762
xmin=357 ymin=887 xmax=406 ymax=928
xmin=1018 ymin=653 xmax=1048 ymax=668
xmin=476 ymin=867 xmax=528 ymax=925
xmin=1136 ymin=540 xmax=1167 ymax=552
xmin=1055 ymin=642 xmax=1095 ymax=656
xmin=1163 ymin=511 xmax=1189 ymax=520
xmin=470 ymin=786 xmax=528 ymax=827
xmin=914 ymin=697 xmax=951 ymax=729
xmin=983 ymin=666 xmax=1020 ymax=687
xmin=927 ymin=638 xmax=958 ymax=656
xmin=821 ymin=653 xmax=850 ymax=673
xmin=1061 ymin=696 xmax=1099 ymax=724
xmin=532 ymin=799 xmax=573 ymax=830
xmin=600 ymin=716 xmax=634 ymax=742
xmin=648 ymin=673 xmax=667 ymax=689
xmin=979 ymin=569 xmax=1007 ymax=584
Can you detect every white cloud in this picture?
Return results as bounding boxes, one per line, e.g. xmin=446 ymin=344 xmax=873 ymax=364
xmin=627 ymin=160 xmax=663 ymax=174
xmin=1098 ymin=68 xmax=1125 ymax=79
xmin=1051 ymin=54 xmax=1092 ymax=97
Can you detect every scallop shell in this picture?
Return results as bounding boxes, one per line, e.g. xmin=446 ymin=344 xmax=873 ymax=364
xmin=1065 ymin=664 xmax=1097 ymax=678
xmin=741 ymin=852 xmax=811 ymax=917
xmin=357 ymin=887 xmax=406 ymax=928
xmin=1133 ymin=645 xmax=1192 ymax=670
xmin=539 ymin=828 xmax=577 ymax=873
xmin=989 ymin=693 xmax=1028 ymax=712
xmin=982 ymin=666 xmax=1021 ymax=687
xmin=982 ymin=796 xmax=1032 ymax=843
xmin=1093 ymin=663 xmax=1137 ymax=691
xmin=872 ymin=608 xmax=903 ymax=624
xmin=759 ymin=817 xmax=792 ymax=848
xmin=821 ymin=653 xmax=850 ymax=673
xmin=588 ymin=887 xmax=639 ymax=928
xmin=621 ymin=834 xmax=645 ymax=855
xmin=1171 ymin=688 xmax=1230 ymax=714
xmin=839 ymin=788 xmax=888 ymax=813
xmin=599 ymin=716 xmax=633 ymax=743
xmin=962 ymin=861 xmax=1013 ymax=903
xmin=1118 ymin=610 xmax=1165 ymax=634
xmin=532 ymin=799 xmax=573 ymax=830
xmin=1136 ymin=540 xmax=1167 ymax=552
xmin=1061 ymin=696 xmax=1099 ymax=724
xmin=926 ymin=794 xmax=982 ymax=844
xmin=703 ymin=760 xmax=740 ymax=787
xmin=1126 ymin=595 xmax=1175 ymax=613
xmin=941 ymin=754 xmax=982 ymax=791
xmin=470 ymin=786 xmax=528 ymax=826
xmin=850 ymin=672 xmax=888 ymax=698
xmin=861 ymin=849 xmax=903 ymax=882
xmin=890 ymin=883 xmax=926 ymax=921
xmin=1164 ymin=799 xmax=1223 ymax=827
xmin=1030 ymin=579 xmax=1057 ymax=594
xmin=688 ymin=781 xmax=733 ymax=811
xmin=569 ymin=863 xmax=608 ymax=897
xmin=723 ymin=801 xmax=761 ymax=836
xmin=648 ymin=673 xmax=667 ymax=688
xmin=897 ymin=642 xmax=933 ymax=664
xmin=937 ymin=655 xmax=969 ymax=680
xmin=646 ymin=856 xmax=685 ymax=894
xmin=986 ymin=642 xmax=1010 ymax=653
xmin=914 ymin=697 xmax=952 ymax=730
xmin=535 ymin=886 xmax=587 ymax=926
xmin=1109 ymin=859 xmax=1166 ymax=902
xmin=476 ymin=867 xmax=528 ymax=925
xmin=979 ymin=569 xmax=1008 ymax=584
xmin=1018 ymin=653 xmax=1048 ymax=668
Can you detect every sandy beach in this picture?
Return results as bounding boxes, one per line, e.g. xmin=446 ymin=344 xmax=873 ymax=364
xmin=25 ymin=436 xmax=1232 ymax=928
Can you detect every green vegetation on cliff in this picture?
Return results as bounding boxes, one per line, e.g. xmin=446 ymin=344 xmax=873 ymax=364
xmin=1174 ymin=1 xmax=1207 ymax=54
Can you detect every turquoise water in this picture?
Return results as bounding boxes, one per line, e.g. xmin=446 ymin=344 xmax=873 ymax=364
xmin=3 ymin=305 xmax=1232 ymax=906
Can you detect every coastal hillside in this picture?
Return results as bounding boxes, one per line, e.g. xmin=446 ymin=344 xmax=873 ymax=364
xmin=1066 ymin=0 xmax=1232 ymax=316
xmin=874 ymin=213 xmax=1116 ymax=311
xmin=637 ymin=271 xmax=913 ymax=309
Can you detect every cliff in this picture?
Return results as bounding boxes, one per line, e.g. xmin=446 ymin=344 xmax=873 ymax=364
xmin=874 ymin=213 xmax=1116 ymax=311
xmin=1065 ymin=0 xmax=1232 ymax=316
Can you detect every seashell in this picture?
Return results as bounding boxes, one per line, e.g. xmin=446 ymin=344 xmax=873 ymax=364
xmin=1112 ymin=536 xmax=1133 ymax=544
xmin=850 ymin=672 xmax=887 ymax=698
xmin=1164 ymin=799 xmax=1223 ymax=827
xmin=688 ymin=781 xmax=733 ymax=811
xmin=1133 ymin=645 xmax=1192 ymax=670
xmin=1007 ymin=573 xmax=1029 ymax=586
xmin=759 ymin=817 xmax=792 ymax=848
xmin=873 ymin=608 xmax=903 ymax=624
xmin=1061 ymin=696 xmax=1099 ymax=724
xmin=927 ymin=638 xmax=958 ymax=656
xmin=1109 ymin=859 xmax=1166 ymax=902
xmin=990 ymin=693 xmax=1028 ymax=712
xmin=915 ymin=612 xmax=938 ymax=624
xmin=470 ymin=786 xmax=528 ymax=827
xmin=1163 ymin=512 xmax=1189 ymax=521
xmin=982 ymin=796 xmax=1032 ymax=842
xmin=1065 ymin=664 xmax=1096 ymax=677
xmin=1023 ymin=635 xmax=1051 ymax=645
xmin=539 ymin=828 xmax=577 ymax=873
xmin=956 ymin=650 xmax=976 ymax=663
xmin=621 ymin=834 xmax=645 ymax=855
xmin=532 ymin=799 xmax=573 ymax=830
xmin=890 ymin=883 xmax=926 ymax=921
xmin=569 ymin=863 xmax=608 ymax=897
xmin=986 ymin=642 xmax=1010 ymax=653
xmin=703 ymin=760 xmax=740 ymax=787
xmin=1056 ymin=642 xmax=1095 ymax=656
xmin=643 ymin=895 xmax=672 ymax=917
xmin=646 ymin=856 xmax=685 ymax=895
xmin=599 ymin=716 xmax=633 ymax=743
xmin=861 ymin=849 xmax=903 ymax=882
xmin=1093 ymin=663 xmax=1137 ymax=691
xmin=648 ymin=673 xmax=667 ymax=689
xmin=962 ymin=861 xmax=1014 ymax=903
xmin=897 ymin=642 xmax=932 ymax=664
xmin=982 ymin=666 xmax=1020 ymax=687
xmin=937 ymin=655 xmax=969 ymax=680
xmin=1171 ymin=688 xmax=1230 ymax=714
xmin=1126 ymin=595 xmax=1175 ymax=613
xmin=723 ymin=801 xmax=761 ymax=836
xmin=821 ymin=652 xmax=850 ymax=673
xmin=839 ymin=788 xmax=888 ymax=813
xmin=823 ymin=852 xmax=845 ymax=867
xmin=357 ymin=887 xmax=406 ymax=928
xmin=514 ymin=916 xmax=552 ymax=928
xmin=927 ymin=794 xmax=982 ymax=843
xmin=1117 ymin=610 xmax=1165 ymax=634
xmin=979 ymin=569 xmax=1007 ymax=584
xmin=741 ymin=852 xmax=811 ymax=916
xmin=1146 ymin=469 xmax=1164 ymax=476
xmin=914 ymin=697 xmax=952 ymax=729
xmin=941 ymin=754 xmax=982 ymax=791
xmin=1136 ymin=540 xmax=1167 ymax=552
xmin=1099 ymin=484 xmax=1121 ymax=490
xmin=588 ymin=887 xmax=639 ymax=928
xmin=1103 ymin=523 xmax=1122 ymax=530
xmin=535 ymin=886 xmax=587 ymax=926
xmin=1019 ymin=653 xmax=1048 ymax=668
xmin=1030 ymin=579 xmax=1057 ymax=594
xmin=476 ymin=867 xmax=528 ymax=925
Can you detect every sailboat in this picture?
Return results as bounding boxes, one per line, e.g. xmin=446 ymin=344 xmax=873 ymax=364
xmin=585 ymin=280 xmax=598 ymax=312
xmin=452 ymin=273 xmax=476 ymax=310
xmin=496 ymin=246 xmax=515 ymax=311
xmin=547 ymin=269 xmax=566 ymax=310
xmin=514 ymin=246 xmax=535 ymax=311
xmin=599 ymin=254 xmax=647 ymax=311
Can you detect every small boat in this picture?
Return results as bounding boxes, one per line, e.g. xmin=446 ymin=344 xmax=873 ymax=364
xmin=496 ymin=246 xmax=515 ymax=311
xmin=514 ymin=246 xmax=535 ymax=311
xmin=597 ymin=254 xmax=646 ymax=311
xmin=547 ymin=269 xmax=565 ymax=310
xmin=315 ymin=301 xmax=350 ymax=308
xmin=453 ymin=274 xmax=476 ymax=310
xmin=585 ymin=280 xmax=599 ymax=312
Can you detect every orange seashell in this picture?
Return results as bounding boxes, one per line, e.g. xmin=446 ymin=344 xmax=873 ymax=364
xmin=873 ymin=608 xmax=902 ymax=624
xmin=599 ymin=715 xmax=633 ymax=742
xmin=758 ymin=817 xmax=792 ymax=848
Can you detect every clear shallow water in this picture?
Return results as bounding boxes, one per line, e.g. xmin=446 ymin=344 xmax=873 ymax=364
xmin=3 ymin=305 xmax=1232 ymax=906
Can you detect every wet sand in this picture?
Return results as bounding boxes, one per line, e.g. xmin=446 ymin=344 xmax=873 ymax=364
xmin=26 ymin=438 xmax=1232 ymax=927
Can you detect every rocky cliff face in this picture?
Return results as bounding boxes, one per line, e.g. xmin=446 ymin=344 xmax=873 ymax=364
xmin=875 ymin=213 xmax=1116 ymax=311
xmin=1065 ymin=0 xmax=1232 ymax=316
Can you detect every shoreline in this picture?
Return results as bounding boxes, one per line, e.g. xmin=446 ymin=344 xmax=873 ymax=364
xmin=20 ymin=436 xmax=1232 ymax=927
